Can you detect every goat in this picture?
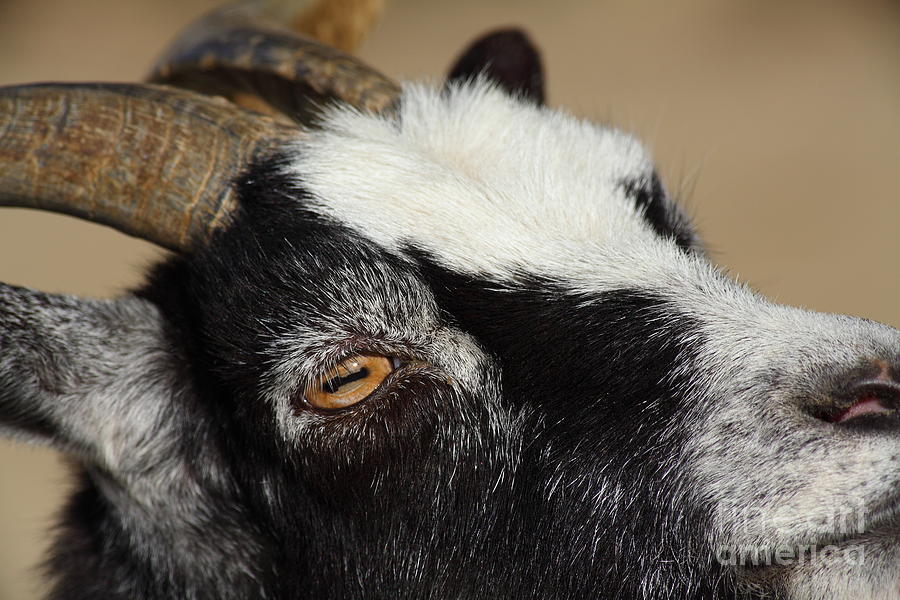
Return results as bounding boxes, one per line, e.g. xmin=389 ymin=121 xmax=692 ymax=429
xmin=0 ymin=1 xmax=898 ymax=598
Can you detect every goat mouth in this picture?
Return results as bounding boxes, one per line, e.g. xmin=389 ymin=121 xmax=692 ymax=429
xmin=814 ymin=380 xmax=900 ymax=425
xmin=827 ymin=397 xmax=895 ymax=424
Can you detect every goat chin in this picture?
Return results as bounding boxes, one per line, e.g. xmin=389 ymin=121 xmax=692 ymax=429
xmin=782 ymin=531 xmax=900 ymax=600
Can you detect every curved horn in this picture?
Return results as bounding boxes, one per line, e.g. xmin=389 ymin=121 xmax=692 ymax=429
xmin=0 ymin=83 xmax=298 ymax=251
xmin=260 ymin=0 xmax=385 ymax=53
xmin=148 ymin=0 xmax=400 ymax=122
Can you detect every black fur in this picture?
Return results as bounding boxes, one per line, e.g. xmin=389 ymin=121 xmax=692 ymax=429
xmin=622 ymin=173 xmax=699 ymax=252
xmin=409 ymin=255 xmax=740 ymax=597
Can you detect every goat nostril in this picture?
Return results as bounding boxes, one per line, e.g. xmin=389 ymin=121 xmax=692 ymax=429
xmin=827 ymin=379 xmax=900 ymax=424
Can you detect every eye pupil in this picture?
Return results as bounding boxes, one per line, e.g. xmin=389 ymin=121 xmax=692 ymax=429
xmin=323 ymin=367 xmax=370 ymax=393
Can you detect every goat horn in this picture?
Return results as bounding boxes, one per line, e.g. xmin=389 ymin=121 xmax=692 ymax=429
xmin=0 ymin=83 xmax=298 ymax=251
xmin=148 ymin=0 xmax=400 ymax=122
xmin=258 ymin=0 xmax=386 ymax=54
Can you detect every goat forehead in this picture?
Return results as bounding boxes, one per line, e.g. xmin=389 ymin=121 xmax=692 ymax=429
xmin=285 ymin=81 xmax=681 ymax=288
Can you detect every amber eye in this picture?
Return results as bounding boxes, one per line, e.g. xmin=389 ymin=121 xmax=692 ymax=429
xmin=304 ymin=355 xmax=395 ymax=411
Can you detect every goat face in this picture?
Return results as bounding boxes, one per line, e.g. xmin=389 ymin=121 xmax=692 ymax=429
xmin=0 ymin=7 xmax=897 ymax=600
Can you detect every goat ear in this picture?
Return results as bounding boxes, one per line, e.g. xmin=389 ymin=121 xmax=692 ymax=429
xmin=0 ymin=283 xmax=182 ymax=468
xmin=446 ymin=28 xmax=545 ymax=104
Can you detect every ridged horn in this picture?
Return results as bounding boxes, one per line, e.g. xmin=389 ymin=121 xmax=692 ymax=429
xmin=148 ymin=0 xmax=400 ymax=123
xmin=0 ymin=83 xmax=298 ymax=251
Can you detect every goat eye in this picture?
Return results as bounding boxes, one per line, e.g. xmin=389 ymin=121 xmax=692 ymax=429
xmin=304 ymin=355 xmax=395 ymax=410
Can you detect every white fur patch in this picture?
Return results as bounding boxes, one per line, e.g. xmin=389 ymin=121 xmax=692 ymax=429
xmin=286 ymin=80 xmax=673 ymax=289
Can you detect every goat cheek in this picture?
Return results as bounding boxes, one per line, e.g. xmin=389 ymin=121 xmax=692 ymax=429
xmin=298 ymin=375 xmax=461 ymax=493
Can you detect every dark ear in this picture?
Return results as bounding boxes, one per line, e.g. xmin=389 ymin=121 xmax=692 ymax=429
xmin=0 ymin=283 xmax=188 ymax=472
xmin=446 ymin=28 xmax=545 ymax=104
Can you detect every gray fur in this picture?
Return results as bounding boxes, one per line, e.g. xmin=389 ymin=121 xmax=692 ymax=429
xmin=0 ymin=283 xmax=268 ymax=598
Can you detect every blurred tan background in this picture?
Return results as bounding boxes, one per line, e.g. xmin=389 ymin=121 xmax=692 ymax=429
xmin=0 ymin=0 xmax=898 ymax=598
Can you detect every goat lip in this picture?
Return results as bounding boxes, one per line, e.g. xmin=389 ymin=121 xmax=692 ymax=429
xmin=830 ymin=397 xmax=893 ymax=424
xmin=820 ymin=379 xmax=900 ymax=425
